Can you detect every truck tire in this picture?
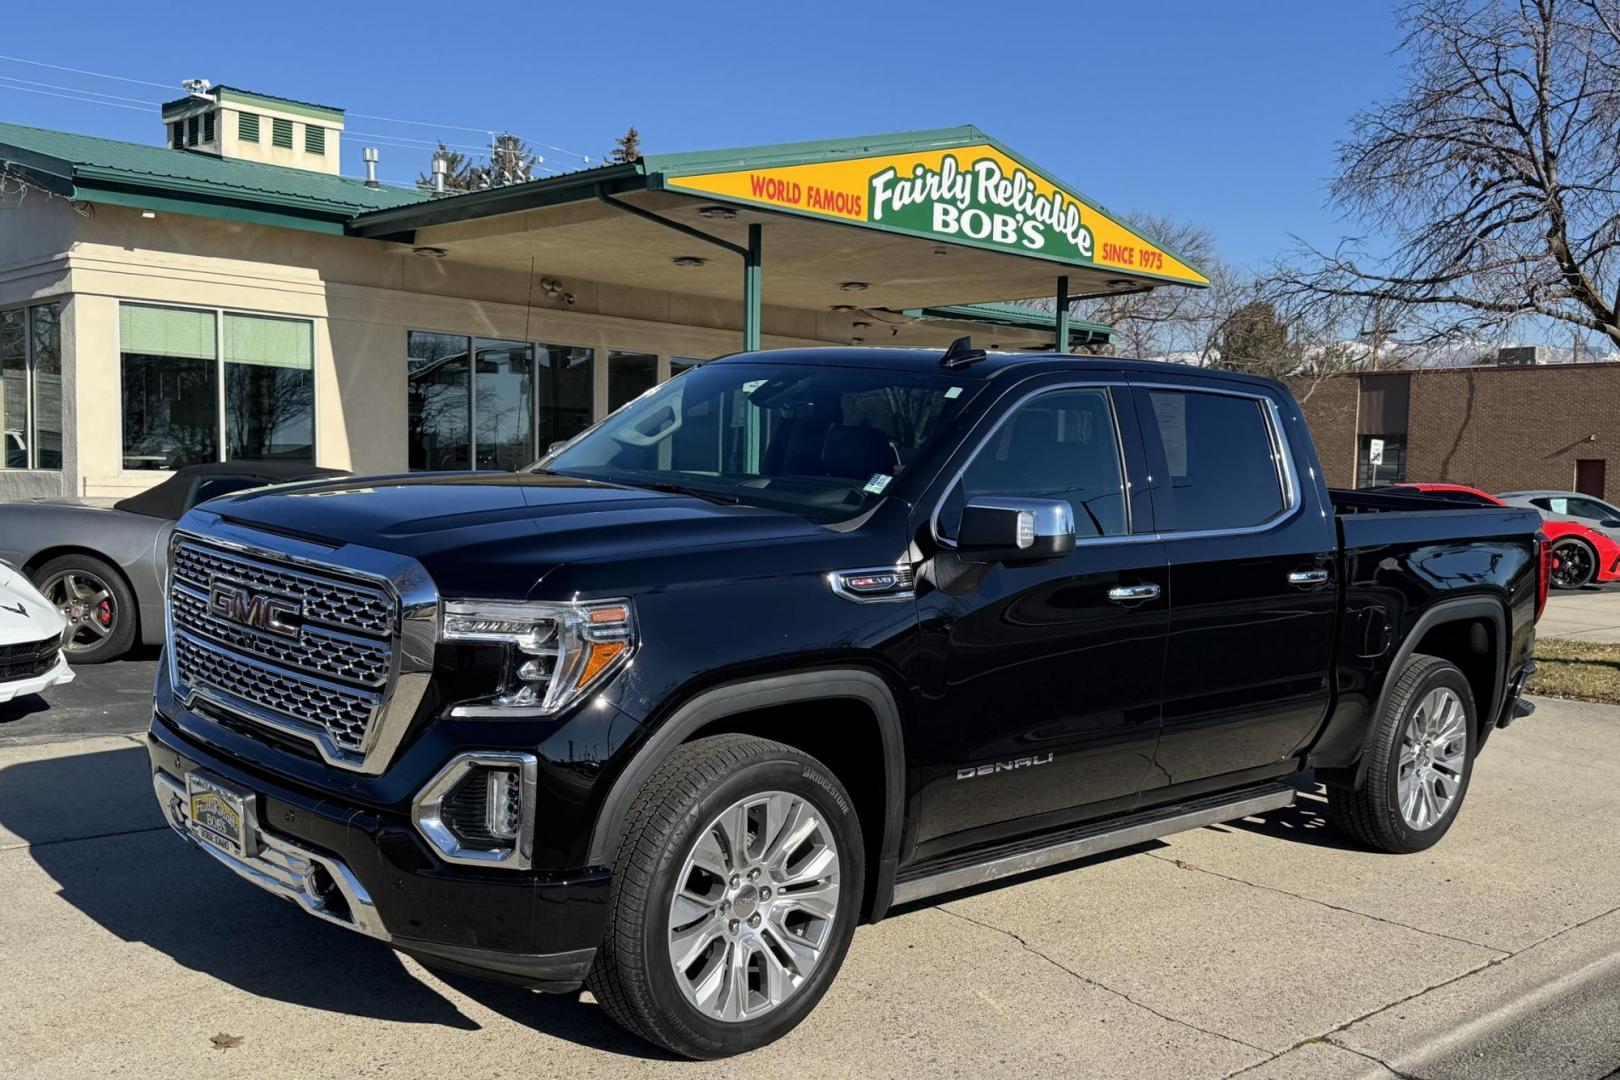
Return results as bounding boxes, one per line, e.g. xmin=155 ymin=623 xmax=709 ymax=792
xmin=1548 ymin=537 xmax=1596 ymax=589
xmin=589 ymin=733 xmax=865 ymax=1058
xmin=1327 ymin=653 xmax=1476 ymax=853
xmin=32 ymin=553 xmax=138 ymax=663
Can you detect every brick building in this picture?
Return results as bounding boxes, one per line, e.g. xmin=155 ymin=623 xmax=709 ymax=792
xmin=1300 ymin=363 xmax=1620 ymax=497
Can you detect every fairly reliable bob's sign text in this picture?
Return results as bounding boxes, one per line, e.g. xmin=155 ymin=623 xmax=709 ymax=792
xmin=665 ymin=143 xmax=1208 ymax=286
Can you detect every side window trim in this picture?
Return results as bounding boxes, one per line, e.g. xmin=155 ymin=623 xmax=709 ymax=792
xmin=929 ymin=379 xmax=1144 ymax=549
xmin=1128 ymin=381 xmax=1303 ymax=539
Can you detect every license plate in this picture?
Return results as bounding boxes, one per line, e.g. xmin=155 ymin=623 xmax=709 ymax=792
xmin=186 ymin=772 xmax=251 ymax=858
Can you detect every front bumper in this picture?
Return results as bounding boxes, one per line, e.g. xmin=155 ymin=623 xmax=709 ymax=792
xmin=147 ymin=711 xmax=609 ymax=992
xmin=0 ymin=652 xmax=73 ymax=703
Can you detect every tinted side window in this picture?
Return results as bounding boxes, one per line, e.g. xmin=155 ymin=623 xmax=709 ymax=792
xmin=1145 ymin=389 xmax=1286 ymax=532
xmin=939 ymin=388 xmax=1126 ymax=540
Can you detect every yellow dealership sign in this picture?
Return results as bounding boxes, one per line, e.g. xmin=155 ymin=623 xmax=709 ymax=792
xmin=665 ymin=142 xmax=1208 ymax=287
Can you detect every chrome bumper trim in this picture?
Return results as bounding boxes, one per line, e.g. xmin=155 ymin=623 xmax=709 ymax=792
xmin=152 ymin=769 xmax=389 ymax=941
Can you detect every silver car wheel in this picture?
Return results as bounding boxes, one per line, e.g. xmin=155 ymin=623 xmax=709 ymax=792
xmin=1397 ymin=686 xmax=1468 ymax=830
xmin=41 ymin=569 xmax=117 ymax=652
xmin=667 ymin=790 xmax=842 ymax=1024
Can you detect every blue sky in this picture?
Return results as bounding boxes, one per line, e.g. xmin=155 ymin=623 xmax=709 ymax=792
xmin=0 ymin=1 xmax=1407 ymax=270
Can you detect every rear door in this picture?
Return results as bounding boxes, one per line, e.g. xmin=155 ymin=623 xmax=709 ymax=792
xmin=910 ymin=375 xmax=1168 ymax=857
xmin=1128 ymin=378 xmax=1339 ymax=791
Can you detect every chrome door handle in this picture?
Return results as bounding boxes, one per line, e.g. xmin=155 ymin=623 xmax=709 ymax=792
xmin=1108 ymin=583 xmax=1161 ymax=603
xmin=1288 ymin=569 xmax=1330 ymax=586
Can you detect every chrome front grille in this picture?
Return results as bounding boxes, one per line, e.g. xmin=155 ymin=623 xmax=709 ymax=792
xmin=173 ymin=541 xmax=394 ymax=636
xmin=172 ymin=635 xmax=381 ymax=752
xmin=171 ymin=587 xmax=389 ymax=687
xmin=168 ymin=534 xmax=401 ymax=764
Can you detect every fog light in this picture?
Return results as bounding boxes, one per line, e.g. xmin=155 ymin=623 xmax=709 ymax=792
xmin=485 ymin=767 xmax=521 ymax=841
xmin=412 ymin=752 xmax=537 ymax=869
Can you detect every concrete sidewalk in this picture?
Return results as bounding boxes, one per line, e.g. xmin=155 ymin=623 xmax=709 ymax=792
xmin=2 ymin=700 xmax=1618 ymax=1079
xmin=1540 ymin=585 xmax=1620 ymax=642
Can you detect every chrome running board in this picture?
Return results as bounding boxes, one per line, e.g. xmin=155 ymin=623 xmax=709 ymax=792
xmin=892 ymin=782 xmax=1296 ymax=906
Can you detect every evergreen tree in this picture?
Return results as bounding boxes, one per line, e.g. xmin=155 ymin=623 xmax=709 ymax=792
xmin=609 ymin=126 xmax=642 ymax=164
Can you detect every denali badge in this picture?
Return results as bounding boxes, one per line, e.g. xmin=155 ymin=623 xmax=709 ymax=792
xmin=208 ymin=581 xmax=301 ymax=637
xmin=956 ymin=752 xmax=1055 ymax=780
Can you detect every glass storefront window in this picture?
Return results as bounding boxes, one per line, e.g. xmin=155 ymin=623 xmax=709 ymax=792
xmin=0 ymin=310 xmax=26 ymax=468
xmin=408 ymin=331 xmax=471 ymax=470
xmin=121 ymin=303 xmax=320 ymax=471
xmin=224 ymin=313 xmax=313 ymax=462
xmin=121 ymin=304 xmax=219 ymax=470
xmin=409 ymin=333 xmax=596 ymax=470
xmin=608 ymin=350 xmax=658 ymax=411
xmin=0 ymin=302 xmax=64 ymax=470
xmin=538 ymin=344 xmax=593 ymax=452
xmin=474 ymin=339 xmax=534 ymax=469
xmin=30 ymin=304 xmax=63 ymax=468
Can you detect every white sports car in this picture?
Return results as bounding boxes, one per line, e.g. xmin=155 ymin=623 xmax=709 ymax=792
xmin=0 ymin=560 xmax=73 ymax=703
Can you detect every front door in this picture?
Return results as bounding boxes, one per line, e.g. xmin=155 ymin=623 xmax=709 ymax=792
xmin=911 ymin=379 xmax=1168 ymax=859
xmin=1129 ymin=381 xmax=1339 ymax=790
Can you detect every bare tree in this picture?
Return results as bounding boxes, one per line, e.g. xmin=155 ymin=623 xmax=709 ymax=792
xmin=1213 ymin=282 xmax=1375 ymax=401
xmin=1278 ymin=0 xmax=1620 ymax=347
xmin=1017 ymin=214 xmax=1244 ymax=361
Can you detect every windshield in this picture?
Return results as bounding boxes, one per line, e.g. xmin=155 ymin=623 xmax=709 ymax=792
xmin=539 ymin=362 xmax=975 ymax=521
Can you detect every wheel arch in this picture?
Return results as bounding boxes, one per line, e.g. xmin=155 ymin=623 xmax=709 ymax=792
xmin=1353 ymin=595 xmax=1507 ymax=787
xmin=586 ymin=668 xmax=906 ymax=921
xmin=24 ymin=545 xmax=144 ymax=640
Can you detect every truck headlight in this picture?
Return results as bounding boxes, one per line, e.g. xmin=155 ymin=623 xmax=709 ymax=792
xmin=441 ymin=598 xmax=635 ymax=715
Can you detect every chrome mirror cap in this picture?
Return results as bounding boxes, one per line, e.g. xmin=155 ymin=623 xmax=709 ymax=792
xmin=957 ymin=497 xmax=1077 ymax=563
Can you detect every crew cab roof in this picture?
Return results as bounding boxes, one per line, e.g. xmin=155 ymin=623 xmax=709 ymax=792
xmin=706 ymin=347 xmax=1288 ymax=391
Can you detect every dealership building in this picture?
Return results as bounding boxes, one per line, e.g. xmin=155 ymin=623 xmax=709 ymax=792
xmin=0 ymin=84 xmax=1209 ymax=501
xmin=1302 ymin=360 xmax=1620 ymax=499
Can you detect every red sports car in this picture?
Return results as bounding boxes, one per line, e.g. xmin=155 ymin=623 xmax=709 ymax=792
xmin=1392 ymin=483 xmax=1619 ymax=589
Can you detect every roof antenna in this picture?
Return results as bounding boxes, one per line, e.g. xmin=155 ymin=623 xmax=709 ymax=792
xmin=939 ymin=335 xmax=987 ymax=369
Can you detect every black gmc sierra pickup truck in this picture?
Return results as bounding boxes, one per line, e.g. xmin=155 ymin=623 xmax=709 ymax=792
xmin=148 ymin=344 xmax=1545 ymax=1058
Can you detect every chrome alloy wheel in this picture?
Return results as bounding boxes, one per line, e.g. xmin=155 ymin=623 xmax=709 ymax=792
xmin=666 ymin=790 xmax=842 ymax=1023
xmin=1398 ymin=686 xmax=1467 ymax=830
xmin=42 ymin=569 xmax=116 ymax=652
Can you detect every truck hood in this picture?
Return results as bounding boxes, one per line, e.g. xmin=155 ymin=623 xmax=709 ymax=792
xmin=194 ymin=472 xmax=843 ymax=598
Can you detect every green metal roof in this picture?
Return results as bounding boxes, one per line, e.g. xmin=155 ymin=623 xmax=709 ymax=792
xmin=0 ymin=122 xmax=423 ymax=232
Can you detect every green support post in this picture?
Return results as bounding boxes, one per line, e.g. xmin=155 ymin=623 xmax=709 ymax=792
xmin=1055 ymin=275 xmax=1070 ymax=354
xmin=744 ymin=224 xmax=762 ymax=351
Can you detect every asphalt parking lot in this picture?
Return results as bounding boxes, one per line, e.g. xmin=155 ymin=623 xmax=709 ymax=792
xmin=2 ymin=658 xmax=1619 ymax=1079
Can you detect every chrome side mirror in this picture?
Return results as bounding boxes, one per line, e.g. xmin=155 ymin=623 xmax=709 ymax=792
xmin=957 ymin=497 xmax=1076 ymax=563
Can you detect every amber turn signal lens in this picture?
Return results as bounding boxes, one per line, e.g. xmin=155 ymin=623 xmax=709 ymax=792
xmin=576 ymin=640 xmax=627 ymax=688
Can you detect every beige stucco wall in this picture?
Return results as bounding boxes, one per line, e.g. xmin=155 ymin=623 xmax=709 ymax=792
xmin=1 ymin=200 xmax=863 ymax=500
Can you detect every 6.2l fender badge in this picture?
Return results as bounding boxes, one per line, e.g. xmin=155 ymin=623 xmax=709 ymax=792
xmin=828 ymin=565 xmax=917 ymax=604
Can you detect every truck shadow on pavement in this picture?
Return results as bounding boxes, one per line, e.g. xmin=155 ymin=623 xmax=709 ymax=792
xmin=1219 ymin=781 xmax=1361 ymax=851
xmin=0 ymin=743 xmax=666 ymax=1058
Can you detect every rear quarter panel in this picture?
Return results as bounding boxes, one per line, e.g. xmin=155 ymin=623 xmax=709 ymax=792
xmin=1310 ymin=506 xmax=1541 ymax=769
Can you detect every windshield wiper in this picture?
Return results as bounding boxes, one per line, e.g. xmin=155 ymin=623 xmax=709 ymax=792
xmin=634 ymin=480 xmax=744 ymax=506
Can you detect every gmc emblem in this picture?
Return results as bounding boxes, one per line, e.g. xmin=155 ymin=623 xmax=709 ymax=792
xmin=208 ymin=580 xmax=301 ymax=637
